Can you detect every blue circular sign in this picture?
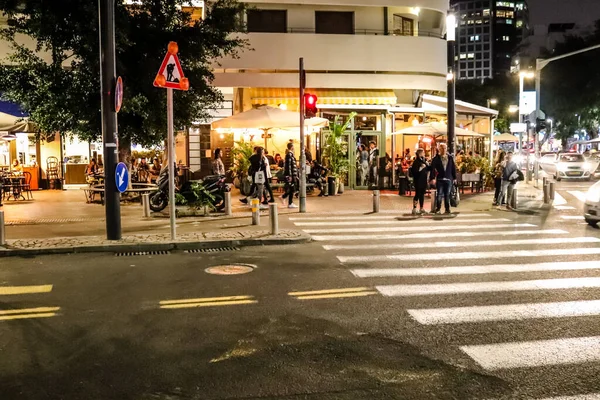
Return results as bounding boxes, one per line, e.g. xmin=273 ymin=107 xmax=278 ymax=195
xmin=115 ymin=162 xmax=129 ymax=193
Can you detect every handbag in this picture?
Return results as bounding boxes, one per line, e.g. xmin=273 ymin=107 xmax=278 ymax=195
xmin=254 ymin=171 xmax=266 ymax=184
xmin=450 ymin=185 xmax=460 ymax=207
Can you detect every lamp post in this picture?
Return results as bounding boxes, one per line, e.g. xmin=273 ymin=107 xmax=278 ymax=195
xmin=487 ymin=98 xmax=498 ymax=109
xmin=446 ymin=12 xmax=456 ymax=155
xmin=519 ymin=71 xmax=535 ymax=175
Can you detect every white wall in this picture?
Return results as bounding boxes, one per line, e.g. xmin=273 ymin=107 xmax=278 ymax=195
xmin=244 ymin=0 xmax=447 ymax=13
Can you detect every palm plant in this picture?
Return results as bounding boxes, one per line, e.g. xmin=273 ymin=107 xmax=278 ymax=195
xmin=229 ymin=139 xmax=254 ymax=195
xmin=322 ymin=112 xmax=356 ymax=179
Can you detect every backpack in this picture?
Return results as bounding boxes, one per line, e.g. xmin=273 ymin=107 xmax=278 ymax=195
xmin=516 ymin=169 xmax=525 ymax=182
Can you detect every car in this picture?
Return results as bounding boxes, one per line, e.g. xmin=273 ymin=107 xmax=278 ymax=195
xmin=584 ymin=180 xmax=600 ymax=227
xmin=537 ymin=152 xmax=598 ymax=181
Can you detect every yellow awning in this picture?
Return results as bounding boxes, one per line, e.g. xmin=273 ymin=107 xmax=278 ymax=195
xmin=250 ymin=88 xmax=397 ymax=107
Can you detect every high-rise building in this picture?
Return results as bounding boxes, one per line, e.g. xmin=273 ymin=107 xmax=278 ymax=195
xmin=451 ymin=0 xmax=530 ymax=80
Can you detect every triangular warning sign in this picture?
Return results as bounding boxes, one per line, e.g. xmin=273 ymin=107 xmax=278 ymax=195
xmin=154 ymin=51 xmax=189 ymax=90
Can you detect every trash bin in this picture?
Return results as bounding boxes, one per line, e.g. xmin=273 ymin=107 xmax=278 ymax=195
xmin=327 ymin=176 xmax=336 ymax=195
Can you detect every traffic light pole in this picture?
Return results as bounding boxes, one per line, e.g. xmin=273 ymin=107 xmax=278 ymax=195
xmin=298 ymin=58 xmax=306 ymax=213
xmin=98 ymin=0 xmax=121 ymax=240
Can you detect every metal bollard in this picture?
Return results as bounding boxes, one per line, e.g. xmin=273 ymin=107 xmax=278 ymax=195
xmin=225 ymin=191 xmax=232 ymax=216
xmin=141 ymin=193 xmax=151 ymax=218
xmin=269 ymin=203 xmax=279 ymax=235
xmin=373 ymin=190 xmax=380 ymax=213
xmin=0 ymin=210 xmax=5 ymax=246
xmin=549 ymin=182 xmax=555 ymax=201
xmin=543 ymin=184 xmax=550 ymax=204
xmin=542 ymin=177 xmax=547 ymax=187
xmin=511 ymin=188 xmax=518 ymax=209
xmin=251 ymin=198 xmax=260 ymax=225
xmin=430 ymin=189 xmax=437 ymax=212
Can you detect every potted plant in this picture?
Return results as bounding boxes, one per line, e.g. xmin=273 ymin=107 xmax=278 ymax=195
xmin=176 ymin=181 xmax=216 ymax=216
xmin=230 ymin=140 xmax=254 ymax=196
xmin=322 ymin=112 xmax=355 ymax=195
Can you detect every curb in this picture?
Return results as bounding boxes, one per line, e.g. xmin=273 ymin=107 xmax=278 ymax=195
xmin=0 ymin=235 xmax=312 ymax=258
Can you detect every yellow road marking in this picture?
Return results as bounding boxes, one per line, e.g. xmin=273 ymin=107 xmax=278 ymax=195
xmin=0 ymin=307 xmax=60 ymax=316
xmin=160 ymin=295 xmax=254 ymax=306
xmin=295 ymin=291 xmax=378 ymax=300
xmin=0 ymin=313 xmax=57 ymax=321
xmin=160 ymin=299 xmax=258 ymax=309
xmin=288 ymin=287 xmax=372 ymax=296
xmin=0 ymin=285 xmax=53 ymax=296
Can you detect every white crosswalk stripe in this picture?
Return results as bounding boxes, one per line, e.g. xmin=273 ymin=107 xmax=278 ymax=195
xmin=291 ymin=210 xmax=600 ymax=382
xmin=567 ymin=190 xmax=588 ymax=203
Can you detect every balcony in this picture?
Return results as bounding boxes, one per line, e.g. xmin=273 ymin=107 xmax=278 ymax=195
xmin=213 ymin=32 xmax=447 ymax=91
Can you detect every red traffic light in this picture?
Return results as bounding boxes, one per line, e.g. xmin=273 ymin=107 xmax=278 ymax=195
xmin=304 ymin=93 xmax=318 ymax=117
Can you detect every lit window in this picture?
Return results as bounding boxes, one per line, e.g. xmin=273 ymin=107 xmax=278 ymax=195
xmin=483 ymin=9 xmax=490 ymax=16
xmin=476 ymin=19 xmax=482 ymax=24
xmin=496 ymin=10 xmax=507 ymax=17
xmin=460 ymin=53 xmax=467 ymax=59
xmin=516 ymin=20 xmax=523 ymax=28
xmin=506 ymin=19 xmax=513 ymax=24
xmin=467 ymin=53 xmax=475 ymax=59
xmin=503 ymin=36 xmax=510 ymax=41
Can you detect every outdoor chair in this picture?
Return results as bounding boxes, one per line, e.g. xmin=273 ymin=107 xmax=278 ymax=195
xmin=22 ymin=171 xmax=33 ymax=200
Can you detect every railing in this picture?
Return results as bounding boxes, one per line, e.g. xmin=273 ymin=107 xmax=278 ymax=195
xmin=247 ymin=28 xmax=444 ymax=39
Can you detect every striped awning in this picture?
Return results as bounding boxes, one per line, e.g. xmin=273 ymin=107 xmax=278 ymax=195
xmin=250 ymin=88 xmax=397 ymax=107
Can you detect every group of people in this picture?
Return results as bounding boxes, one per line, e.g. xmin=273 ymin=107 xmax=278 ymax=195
xmin=357 ymin=141 xmax=379 ymax=187
xmin=492 ymin=149 xmax=522 ymax=210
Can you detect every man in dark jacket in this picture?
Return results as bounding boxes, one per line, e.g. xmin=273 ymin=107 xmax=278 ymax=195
xmin=429 ymin=143 xmax=457 ymax=214
xmin=284 ymin=142 xmax=298 ymax=208
xmin=410 ymin=148 xmax=430 ymax=215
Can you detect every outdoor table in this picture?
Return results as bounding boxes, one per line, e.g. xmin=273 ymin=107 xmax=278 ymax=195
xmin=4 ymin=175 xmax=26 ymax=201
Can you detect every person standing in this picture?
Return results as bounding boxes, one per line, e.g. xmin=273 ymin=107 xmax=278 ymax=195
xmin=411 ymin=148 xmax=430 ymax=215
xmin=212 ymin=148 xmax=225 ymax=176
xmin=262 ymin=150 xmax=275 ymax=204
xmin=493 ymin=150 xmax=506 ymax=206
xmin=249 ymin=147 xmax=268 ymax=209
xmin=429 ymin=143 xmax=457 ymax=214
xmin=360 ymin=144 xmax=369 ymax=186
xmin=501 ymin=151 xmax=519 ymax=210
xmin=284 ymin=142 xmax=298 ymax=208
xmin=368 ymin=141 xmax=379 ymax=187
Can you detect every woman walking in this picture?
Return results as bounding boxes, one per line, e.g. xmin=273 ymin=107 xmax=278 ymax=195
xmin=212 ymin=148 xmax=225 ymax=175
xmin=411 ymin=148 xmax=430 ymax=215
xmin=493 ymin=150 xmax=506 ymax=206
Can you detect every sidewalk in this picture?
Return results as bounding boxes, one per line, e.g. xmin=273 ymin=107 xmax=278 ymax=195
xmin=0 ymin=184 xmax=544 ymax=256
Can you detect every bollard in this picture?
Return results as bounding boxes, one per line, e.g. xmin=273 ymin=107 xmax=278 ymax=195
xmin=141 ymin=193 xmax=151 ymax=218
xmin=543 ymin=184 xmax=550 ymax=204
xmin=269 ymin=203 xmax=279 ymax=235
xmin=511 ymin=188 xmax=518 ymax=209
xmin=225 ymin=191 xmax=232 ymax=216
xmin=430 ymin=189 xmax=437 ymax=212
xmin=542 ymin=177 xmax=547 ymax=187
xmin=251 ymin=198 xmax=260 ymax=225
xmin=0 ymin=210 xmax=5 ymax=246
xmin=373 ymin=190 xmax=380 ymax=213
xmin=549 ymin=182 xmax=555 ymax=201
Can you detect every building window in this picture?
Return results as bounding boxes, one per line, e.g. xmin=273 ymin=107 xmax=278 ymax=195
xmin=496 ymin=1 xmax=515 ymax=7
xmin=460 ymin=53 xmax=467 ymax=59
xmin=469 ymin=35 xmax=480 ymax=41
xmin=483 ymin=9 xmax=490 ymax=16
xmin=497 ymin=10 xmax=514 ymax=18
xmin=506 ymin=19 xmax=513 ymax=24
xmin=476 ymin=61 xmax=482 ymax=68
xmin=468 ymin=70 xmax=474 ymax=77
xmin=503 ymin=35 xmax=510 ymax=41
xmin=484 ymin=60 xmax=490 ymax=67
xmin=516 ymin=20 xmax=523 ymax=28
xmin=247 ymin=10 xmax=287 ymax=33
xmin=460 ymin=71 xmax=467 ymax=78
xmin=468 ymin=62 xmax=474 ymax=68
xmin=315 ymin=11 xmax=354 ymax=34
xmin=484 ymin=69 xmax=490 ymax=75
xmin=393 ymin=15 xmax=414 ymax=36
xmin=484 ymin=43 xmax=490 ymax=50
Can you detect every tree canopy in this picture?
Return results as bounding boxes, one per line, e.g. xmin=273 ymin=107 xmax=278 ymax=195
xmin=0 ymin=0 xmax=246 ymax=152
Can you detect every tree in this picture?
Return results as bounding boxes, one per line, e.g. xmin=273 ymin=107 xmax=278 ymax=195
xmin=0 ymin=0 xmax=247 ymax=160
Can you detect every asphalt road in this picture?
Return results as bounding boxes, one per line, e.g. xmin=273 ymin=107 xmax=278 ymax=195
xmin=1 ymin=180 xmax=600 ymax=400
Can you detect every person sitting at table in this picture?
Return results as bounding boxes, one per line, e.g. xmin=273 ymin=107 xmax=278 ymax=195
xmin=11 ymin=159 xmax=23 ymax=174
xmin=86 ymin=159 xmax=98 ymax=176
xmin=149 ymin=157 xmax=161 ymax=182
xmin=274 ymin=153 xmax=284 ymax=169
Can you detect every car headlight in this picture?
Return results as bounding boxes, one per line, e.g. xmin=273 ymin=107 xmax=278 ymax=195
xmin=587 ymin=185 xmax=600 ymax=203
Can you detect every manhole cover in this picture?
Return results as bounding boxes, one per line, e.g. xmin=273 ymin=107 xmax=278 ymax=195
xmin=205 ymin=264 xmax=256 ymax=275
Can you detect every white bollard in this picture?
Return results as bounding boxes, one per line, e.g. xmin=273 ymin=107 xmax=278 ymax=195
xmin=141 ymin=193 xmax=151 ymax=218
xmin=373 ymin=190 xmax=380 ymax=213
xmin=269 ymin=203 xmax=279 ymax=235
xmin=251 ymin=198 xmax=260 ymax=225
xmin=0 ymin=210 xmax=5 ymax=246
xmin=225 ymin=191 xmax=232 ymax=216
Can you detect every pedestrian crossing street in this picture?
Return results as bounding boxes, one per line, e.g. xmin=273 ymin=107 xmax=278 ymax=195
xmin=290 ymin=210 xmax=600 ymax=385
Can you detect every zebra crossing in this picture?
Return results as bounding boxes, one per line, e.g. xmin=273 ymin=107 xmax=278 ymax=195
xmin=291 ymin=210 xmax=600 ymax=389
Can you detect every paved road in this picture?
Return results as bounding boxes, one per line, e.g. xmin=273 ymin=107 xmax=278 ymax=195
xmin=1 ymin=184 xmax=600 ymax=399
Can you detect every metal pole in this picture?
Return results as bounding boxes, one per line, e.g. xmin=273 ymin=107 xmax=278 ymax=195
xmin=299 ymin=58 xmax=307 ymax=213
xmin=526 ymin=127 xmax=531 ymax=183
xmin=0 ymin=210 xmax=5 ymax=246
xmin=549 ymin=181 xmax=555 ymax=201
xmin=225 ymin=191 xmax=232 ymax=216
xmin=98 ymin=0 xmax=121 ymax=240
xmin=373 ymin=189 xmax=380 ymax=213
xmin=142 ymin=193 xmax=150 ymax=217
xmin=519 ymin=75 xmax=524 ymax=162
xmin=251 ymin=198 xmax=260 ymax=225
xmin=543 ymin=184 xmax=550 ymax=204
xmin=430 ymin=189 xmax=437 ymax=212
xmin=269 ymin=203 xmax=278 ymax=235
xmin=447 ymin=41 xmax=456 ymax=156
xmin=511 ymin=188 xmax=518 ymax=209
xmin=167 ymin=88 xmax=176 ymax=240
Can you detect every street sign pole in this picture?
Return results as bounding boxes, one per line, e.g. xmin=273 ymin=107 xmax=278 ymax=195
xmin=299 ymin=57 xmax=306 ymax=213
xmin=167 ymin=88 xmax=176 ymax=240
xmin=98 ymin=0 xmax=121 ymax=240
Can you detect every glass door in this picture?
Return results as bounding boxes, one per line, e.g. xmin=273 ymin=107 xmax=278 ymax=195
xmin=354 ymin=132 xmax=382 ymax=189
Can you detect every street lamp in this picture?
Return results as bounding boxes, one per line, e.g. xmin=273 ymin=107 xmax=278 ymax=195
xmin=487 ymin=98 xmax=498 ymax=108
xmin=446 ymin=12 xmax=456 ymax=155
xmin=508 ymin=105 xmax=519 ymax=114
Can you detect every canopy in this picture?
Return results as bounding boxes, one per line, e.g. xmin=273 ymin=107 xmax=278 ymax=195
xmin=0 ymin=111 xmax=37 ymax=133
xmin=493 ymin=133 xmax=519 ymax=142
xmin=391 ymin=122 xmax=484 ymax=137
xmin=211 ymin=106 xmax=327 ymax=130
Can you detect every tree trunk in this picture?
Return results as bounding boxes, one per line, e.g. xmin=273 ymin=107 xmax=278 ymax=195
xmin=118 ymin=136 xmax=132 ymax=189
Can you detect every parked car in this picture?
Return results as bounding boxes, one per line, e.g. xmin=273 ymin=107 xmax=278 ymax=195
xmin=584 ymin=180 xmax=600 ymax=227
xmin=538 ymin=152 xmax=598 ymax=181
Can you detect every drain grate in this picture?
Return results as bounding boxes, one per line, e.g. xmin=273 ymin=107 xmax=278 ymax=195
xmin=184 ymin=247 xmax=240 ymax=253
xmin=115 ymin=250 xmax=171 ymax=257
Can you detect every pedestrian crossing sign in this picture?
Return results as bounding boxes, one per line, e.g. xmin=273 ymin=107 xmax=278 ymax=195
xmin=153 ymin=42 xmax=189 ymax=91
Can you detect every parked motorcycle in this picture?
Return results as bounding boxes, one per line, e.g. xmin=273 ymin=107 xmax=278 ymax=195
xmin=149 ymin=167 xmax=230 ymax=212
